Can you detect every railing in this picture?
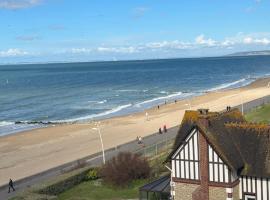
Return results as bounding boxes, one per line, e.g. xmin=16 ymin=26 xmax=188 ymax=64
xmin=134 ymin=137 xmax=175 ymax=158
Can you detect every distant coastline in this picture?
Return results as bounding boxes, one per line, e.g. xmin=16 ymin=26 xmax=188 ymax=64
xmin=227 ymin=50 xmax=270 ymax=57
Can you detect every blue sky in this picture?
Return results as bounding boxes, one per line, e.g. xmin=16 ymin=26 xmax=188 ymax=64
xmin=0 ymin=0 xmax=270 ymax=63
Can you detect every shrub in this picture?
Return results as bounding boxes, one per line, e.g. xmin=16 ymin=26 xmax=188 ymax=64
xmin=38 ymin=167 xmax=93 ymax=195
xmin=101 ymin=152 xmax=151 ymax=187
xmin=85 ymin=168 xmax=99 ymax=181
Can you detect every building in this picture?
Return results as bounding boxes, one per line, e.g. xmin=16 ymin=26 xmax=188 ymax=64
xmin=140 ymin=108 xmax=270 ymax=200
xmin=169 ymin=108 xmax=270 ymax=200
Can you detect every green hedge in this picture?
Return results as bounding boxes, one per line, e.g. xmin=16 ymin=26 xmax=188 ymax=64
xmin=38 ymin=167 xmax=99 ymax=195
xmin=10 ymin=167 xmax=99 ymax=200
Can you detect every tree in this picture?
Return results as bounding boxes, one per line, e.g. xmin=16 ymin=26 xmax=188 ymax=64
xmin=101 ymin=152 xmax=151 ymax=187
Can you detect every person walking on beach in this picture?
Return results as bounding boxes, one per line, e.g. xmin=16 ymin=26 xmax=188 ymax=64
xmin=159 ymin=127 xmax=162 ymax=134
xmin=163 ymin=125 xmax=167 ymax=133
xmin=8 ymin=179 xmax=15 ymax=193
xmin=138 ymin=136 xmax=142 ymax=144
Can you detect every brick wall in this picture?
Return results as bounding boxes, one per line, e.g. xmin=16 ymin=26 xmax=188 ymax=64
xmin=192 ymin=131 xmax=209 ymax=200
xmin=174 ymin=182 xmax=199 ymax=200
xmin=209 ymin=186 xmax=227 ymax=200
xmin=233 ymin=183 xmax=240 ymax=200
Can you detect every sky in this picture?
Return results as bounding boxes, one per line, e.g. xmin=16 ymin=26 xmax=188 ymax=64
xmin=0 ymin=0 xmax=270 ymax=63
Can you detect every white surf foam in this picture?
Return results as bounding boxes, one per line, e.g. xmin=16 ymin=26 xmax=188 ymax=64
xmin=56 ymin=103 xmax=132 ymax=122
xmin=159 ymin=91 xmax=168 ymax=94
xmin=0 ymin=121 xmax=14 ymax=127
xmin=207 ymin=78 xmax=254 ymax=92
xmin=97 ymin=100 xmax=107 ymax=104
xmin=135 ymin=91 xmax=184 ymax=107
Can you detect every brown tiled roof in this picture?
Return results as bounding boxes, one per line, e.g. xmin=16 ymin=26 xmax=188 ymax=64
xmin=168 ymin=108 xmax=270 ymax=178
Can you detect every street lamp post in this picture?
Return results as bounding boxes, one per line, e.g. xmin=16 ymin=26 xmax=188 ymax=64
xmin=92 ymin=122 xmax=106 ymax=164
xmin=241 ymin=95 xmax=244 ymax=115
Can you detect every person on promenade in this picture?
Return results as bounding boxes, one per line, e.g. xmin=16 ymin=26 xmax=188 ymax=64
xmin=163 ymin=125 xmax=167 ymax=133
xmin=145 ymin=112 xmax=149 ymax=121
xmin=138 ymin=136 xmax=142 ymax=144
xmin=159 ymin=127 xmax=162 ymax=134
xmin=8 ymin=179 xmax=15 ymax=193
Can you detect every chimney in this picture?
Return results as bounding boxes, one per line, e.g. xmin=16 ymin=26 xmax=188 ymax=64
xmin=198 ymin=109 xmax=210 ymax=128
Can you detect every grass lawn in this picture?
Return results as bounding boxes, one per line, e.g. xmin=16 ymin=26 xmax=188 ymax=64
xmin=245 ymin=103 xmax=270 ymax=123
xmin=56 ymin=152 xmax=170 ymax=200
xmin=57 ymin=179 xmax=147 ymax=200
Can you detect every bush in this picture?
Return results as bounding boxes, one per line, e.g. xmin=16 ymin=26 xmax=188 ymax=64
xmin=101 ymin=152 xmax=151 ymax=187
xmin=85 ymin=168 xmax=99 ymax=181
xmin=38 ymin=167 xmax=94 ymax=195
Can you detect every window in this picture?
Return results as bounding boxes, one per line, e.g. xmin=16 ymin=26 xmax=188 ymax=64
xmin=244 ymin=194 xmax=256 ymax=200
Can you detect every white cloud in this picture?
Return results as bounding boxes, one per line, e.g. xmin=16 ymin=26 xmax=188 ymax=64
xmin=221 ymin=39 xmax=235 ymax=47
xmin=0 ymin=48 xmax=29 ymax=57
xmin=0 ymin=0 xmax=42 ymax=10
xmin=145 ymin=40 xmax=192 ymax=50
xmin=66 ymin=46 xmax=139 ymax=55
xmin=70 ymin=48 xmax=92 ymax=54
xmin=243 ymin=37 xmax=253 ymax=44
xmin=243 ymin=36 xmax=270 ymax=45
xmin=97 ymin=46 xmax=138 ymax=53
xmin=195 ymin=34 xmax=217 ymax=47
xmin=64 ymin=33 xmax=270 ymax=56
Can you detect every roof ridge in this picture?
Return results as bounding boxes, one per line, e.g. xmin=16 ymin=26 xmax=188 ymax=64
xmin=225 ymin=122 xmax=270 ymax=133
xmin=211 ymin=108 xmax=243 ymax=120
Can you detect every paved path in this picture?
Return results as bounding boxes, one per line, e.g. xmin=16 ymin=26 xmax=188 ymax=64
xmin=0 ymin=126 xmax=178 ymax=199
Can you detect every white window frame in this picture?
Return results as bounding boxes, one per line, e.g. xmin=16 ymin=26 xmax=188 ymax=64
xmin=244 ymin=194 xmax=256 ymax=200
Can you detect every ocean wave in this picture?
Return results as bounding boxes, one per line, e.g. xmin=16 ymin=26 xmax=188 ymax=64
xmin=159 ymin=91 xmax=168 ymax=94
xmin=87 ymin=100 xmax=107 ymax=104
xmin=0 ymin=121 xmax=14 ymax=127
xmin=56 ymin=103 xmax=133 ymax=122
xmin=117 ymin=89 xmax=139 ymax=92
xmin=206 ymin=77 xmax=255 ymax=92
xmin=135 ymin=91 xmax=185 ymax=107
xmin=97 ymin=100 xmax=107 ymax=104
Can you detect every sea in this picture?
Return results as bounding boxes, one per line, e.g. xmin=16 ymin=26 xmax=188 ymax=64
xmin=1 ymin=55 xmax=270 ymax=136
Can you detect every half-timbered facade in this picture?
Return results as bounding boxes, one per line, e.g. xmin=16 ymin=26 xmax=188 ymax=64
xmin=167 ymin=108 xmax=270 ymax=200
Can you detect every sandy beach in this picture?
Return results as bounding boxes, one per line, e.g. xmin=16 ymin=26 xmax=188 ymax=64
xmin=1 ymin=78 xmax=270 ymax=187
